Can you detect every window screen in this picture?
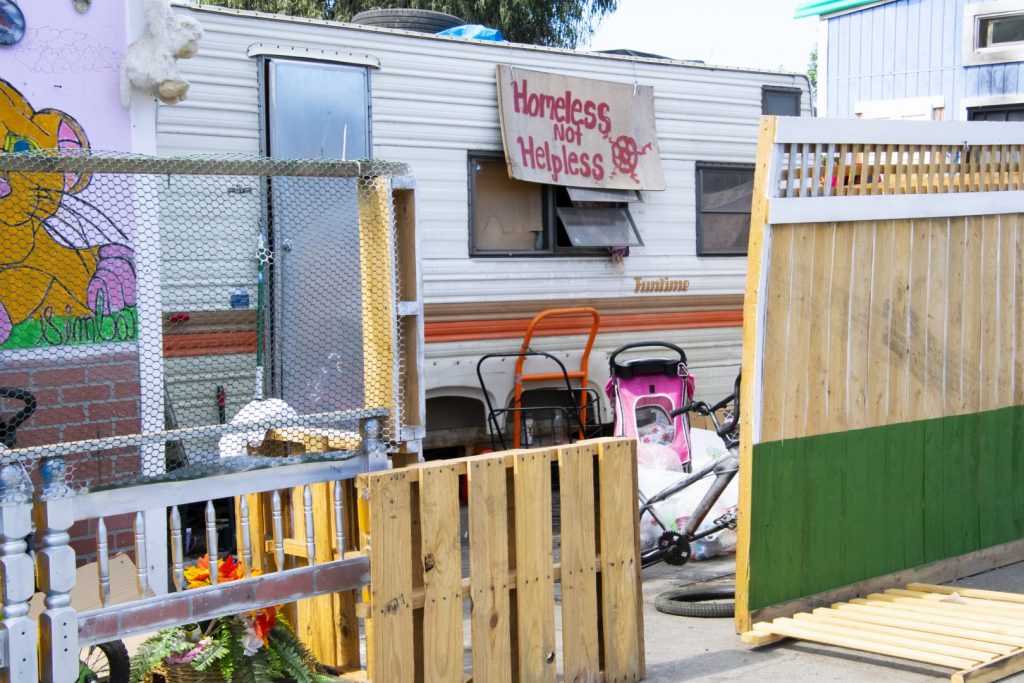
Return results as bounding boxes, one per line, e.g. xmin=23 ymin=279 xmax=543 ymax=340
xmin=762 ymin=87 xmax=802 ymax=117
xmin=696 ymin=163 xmax=754 ymax=256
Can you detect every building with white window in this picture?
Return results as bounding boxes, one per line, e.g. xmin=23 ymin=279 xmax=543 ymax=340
xmin=800 ymin=0 xmax=1024 ymax=121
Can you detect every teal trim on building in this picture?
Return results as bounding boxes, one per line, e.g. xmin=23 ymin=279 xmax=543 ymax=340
xmin=794 ymin=0 xmax=896 ymax=19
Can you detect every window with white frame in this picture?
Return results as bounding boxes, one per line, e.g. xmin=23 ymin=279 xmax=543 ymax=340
xmin=964 ymin=0 xmax=1024 ymax=66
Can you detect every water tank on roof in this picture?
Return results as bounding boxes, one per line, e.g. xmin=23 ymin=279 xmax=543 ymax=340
xmin=350 ymin=9 xmax=465 ymax=33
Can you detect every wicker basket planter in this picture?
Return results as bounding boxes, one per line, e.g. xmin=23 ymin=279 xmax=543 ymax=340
xmin=146 ymin=663 xmax=228 ymax=683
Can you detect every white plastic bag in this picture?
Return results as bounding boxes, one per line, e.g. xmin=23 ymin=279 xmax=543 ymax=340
xmin=637 ymin=428 xmax=738 ymax=559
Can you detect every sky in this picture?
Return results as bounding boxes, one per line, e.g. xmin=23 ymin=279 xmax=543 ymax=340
xmin=583 ymin=0 xmax=820 ymax=74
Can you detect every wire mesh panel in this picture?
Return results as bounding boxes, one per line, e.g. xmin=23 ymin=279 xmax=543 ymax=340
xmin=0 ymin=151 xmax=411 ymax=496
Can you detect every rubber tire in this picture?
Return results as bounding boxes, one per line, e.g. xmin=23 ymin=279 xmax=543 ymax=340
xmin=86 ymin=640 xmax=130 ymax=683
xmin=654 ymin=585 xmax=734 ymax=618
xmin=349 ymin=9 xmax=464 ymax=33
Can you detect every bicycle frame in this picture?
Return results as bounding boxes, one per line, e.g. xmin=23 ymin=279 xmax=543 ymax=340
xmin=639 ymin=373 xmax=740 ymax=568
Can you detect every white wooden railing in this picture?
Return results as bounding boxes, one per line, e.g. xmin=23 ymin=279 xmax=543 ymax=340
xmin=0 ymin=411 xmax=388 ymax=683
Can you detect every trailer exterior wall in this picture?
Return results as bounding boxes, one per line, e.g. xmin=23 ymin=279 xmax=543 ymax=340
xmin=159 ymin=4 xmax=810 ymax=430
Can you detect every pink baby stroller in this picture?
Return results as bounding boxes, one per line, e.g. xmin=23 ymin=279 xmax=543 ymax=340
xmin=605 ymin=342 xmax=695 ymax=472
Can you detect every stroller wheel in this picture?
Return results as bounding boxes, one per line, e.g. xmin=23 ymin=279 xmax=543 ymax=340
xmin=657 ymin=531 xmax=691 ymax=566
xmin=654 ymin=584 xmax=735 ymax=618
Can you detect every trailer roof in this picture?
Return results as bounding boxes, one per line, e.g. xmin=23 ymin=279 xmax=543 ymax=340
xmin=177 ymin=2 xmax=808 ymax=77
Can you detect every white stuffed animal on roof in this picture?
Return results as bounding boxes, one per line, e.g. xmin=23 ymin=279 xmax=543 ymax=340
xmin=121 ymin=0 xmax=203 ymax=107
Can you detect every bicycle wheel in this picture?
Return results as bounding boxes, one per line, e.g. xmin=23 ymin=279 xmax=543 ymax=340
xmin=79 ymin=640 xmax=130 ymax=683
xmin=654 ymin=584 xmax=734 ymax=618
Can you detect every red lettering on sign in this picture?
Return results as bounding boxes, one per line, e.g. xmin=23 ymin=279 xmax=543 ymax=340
xmin=516 ymin=135 xmax=606 ymax=184
xmin=511 ymin=78 xmax=610 ymax=132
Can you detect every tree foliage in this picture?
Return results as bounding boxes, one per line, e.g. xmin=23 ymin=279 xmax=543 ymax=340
xmin=206 ymin=0 xmax=618 ymax=48
xmin=807 ymin=45 xmax=818 ymax=99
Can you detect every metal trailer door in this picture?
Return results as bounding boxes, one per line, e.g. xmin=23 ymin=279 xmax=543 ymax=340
xmin=262 ymin=58 xmax=373 ymax=415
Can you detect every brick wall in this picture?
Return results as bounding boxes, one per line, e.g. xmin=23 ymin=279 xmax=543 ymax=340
xmin=68 ymin=513 xmax=137 ymax=567
xmin=1 ymin=351 xmax=142 ymax=453
xmin=1 ymin=349 xmax=144 ymax=563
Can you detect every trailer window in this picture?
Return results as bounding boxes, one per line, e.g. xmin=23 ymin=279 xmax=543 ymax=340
xmin=470 ymin=156 xmax=547 ymax=253
xmin=762 ymin=87 xmax=802 ymax=116
xmin=696 ymin=163 xmax=754 ymax=257
xmin=470 ymin=153 xmax=641 ymax=257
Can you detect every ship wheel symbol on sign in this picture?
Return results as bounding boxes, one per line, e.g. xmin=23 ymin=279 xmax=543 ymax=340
xmin=607 ymin=133 xmax=654 ymax=183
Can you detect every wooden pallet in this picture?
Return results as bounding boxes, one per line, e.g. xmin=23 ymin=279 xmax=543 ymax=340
xmin=356 ymin=437 xmax=645 ymax=683
xmin=742 ymin=583 xmax=1024 ymax=682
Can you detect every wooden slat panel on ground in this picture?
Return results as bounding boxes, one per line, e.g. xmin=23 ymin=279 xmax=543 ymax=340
xmin=418 ymin=463 xmax=463 ymax=683
xmin=598 ymin=439 xmax=643 ymax=682
xmin=744 ymin=584 xmax=1024 ymax=681
xmin=809 ymin=607 xmax=1024 ymax=649
xmin=467 ymin=458 xmax=512 ymax=683
xmin=558 ymin=443 xmax=600 ymax=683
xmin=953 ymin=649 xmax=1024 ymax=683
xmin=787 ymin=614 xmax=996 ymax=661
xmin=754 ymin=618 xmax=981 ymax=669
xmin=513 ymin=449 xmax=556 ymax=683
xmin=366 ymin=471 xmax=415 ymax=683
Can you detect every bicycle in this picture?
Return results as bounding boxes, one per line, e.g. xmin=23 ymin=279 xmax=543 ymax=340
xmin=637 ymin=373 xmax=741 ymax=618
xmin=0 ymin=387 xmax=131 ymax=683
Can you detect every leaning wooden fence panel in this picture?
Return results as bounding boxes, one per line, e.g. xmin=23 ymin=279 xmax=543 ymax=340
xmin=738 ymin=116 xmax=1024 ymax=634
xmin=355 ymin=437 xmax=643 ymax=683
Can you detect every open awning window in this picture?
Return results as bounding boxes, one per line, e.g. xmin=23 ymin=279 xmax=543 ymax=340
xmin=555 ymin=206 xmax=644 ymax=248
xmin=566 ymin=187 xmax=643 ymax=203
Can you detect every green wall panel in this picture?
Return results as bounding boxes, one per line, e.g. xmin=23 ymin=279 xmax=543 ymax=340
xmin=747 ymin=405 xmax=1024 ymax=612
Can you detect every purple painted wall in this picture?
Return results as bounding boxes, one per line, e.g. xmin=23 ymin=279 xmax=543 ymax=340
xmin=3 ymin=0 xmax=129 ymax=151
xmin=1 ymin=0 xmax=138 ymax=351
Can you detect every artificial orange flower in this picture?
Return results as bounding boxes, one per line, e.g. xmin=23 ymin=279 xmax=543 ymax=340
xmin=183 ymin=554 xmax=246 ymax=589
xmin=250 ymin=605 xmax=279 ymax=643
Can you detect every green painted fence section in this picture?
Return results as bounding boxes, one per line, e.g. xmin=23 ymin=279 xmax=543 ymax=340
xmin=747 ymin=404 xmax=1024 ymax=611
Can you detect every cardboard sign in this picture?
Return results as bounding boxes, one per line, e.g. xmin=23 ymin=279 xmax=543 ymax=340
xmin=496 ymin=65 xmax=666 ymax=191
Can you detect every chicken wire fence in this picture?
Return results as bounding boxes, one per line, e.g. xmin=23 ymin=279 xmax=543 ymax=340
xmin=0 ymin=151 xmax=411 ymax=495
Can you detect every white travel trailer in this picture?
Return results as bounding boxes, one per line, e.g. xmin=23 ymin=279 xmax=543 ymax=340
xmin=159 ymin=3 xmax=812 ymax=455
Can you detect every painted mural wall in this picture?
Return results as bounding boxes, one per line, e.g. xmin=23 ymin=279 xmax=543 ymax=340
xmin=825 ymin=0 xmax=1024 ymax=119
xmin=1 ymin=0 xmax=137 ymax=351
